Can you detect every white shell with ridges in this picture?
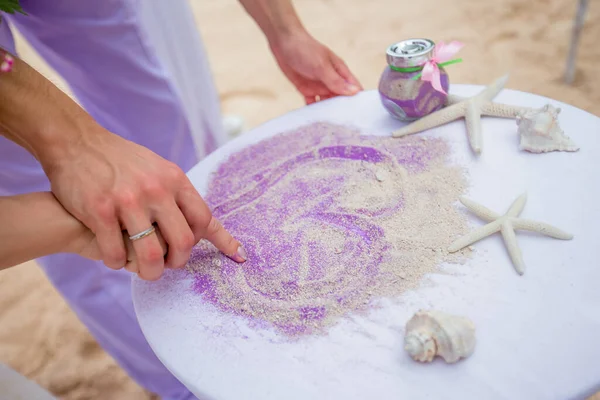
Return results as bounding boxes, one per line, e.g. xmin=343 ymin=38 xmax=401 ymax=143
xmin=404 ymin=310 xmax=476 ymax=363
xmin=516 ymin=104 xmax=579 ymax=153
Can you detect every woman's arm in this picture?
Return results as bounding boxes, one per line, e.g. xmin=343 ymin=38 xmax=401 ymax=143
xmin=0 ymin=192 xmax=167 ymax=271
xmin=0 ymin=192 xmax=95 ymax=270
xmin=237 ymin=0 xmax=305 ymax=46
xmin=238 ymin=0 xmax=362 ymax=103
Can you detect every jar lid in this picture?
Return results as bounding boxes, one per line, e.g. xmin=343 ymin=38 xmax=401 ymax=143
xmin=386 ymin=39 xmax=435 ymax=68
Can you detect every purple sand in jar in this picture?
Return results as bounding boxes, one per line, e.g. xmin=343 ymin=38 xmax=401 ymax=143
xmin=378 ymin=38 xmax=450 ymax=121
xmin=184 ymin=122 xmax=472 ymax=337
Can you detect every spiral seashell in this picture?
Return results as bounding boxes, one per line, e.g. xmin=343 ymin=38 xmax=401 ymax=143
xmin=516 ymin=104 xmax=579 ymax=153
xmin=404 ymin=310 xmax=476 ymax=364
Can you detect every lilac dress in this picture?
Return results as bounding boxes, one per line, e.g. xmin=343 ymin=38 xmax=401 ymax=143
xmin=0 ymin=1 xmax=223 ymax=398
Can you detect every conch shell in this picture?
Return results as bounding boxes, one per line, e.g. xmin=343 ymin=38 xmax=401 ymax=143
xmin=516 ymin=104 xmax=579 ymax=153
xmin=404 ymin=310 xmax=476 ymax=363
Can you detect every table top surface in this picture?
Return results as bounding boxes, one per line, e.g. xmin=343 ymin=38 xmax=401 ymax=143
xmin=132 ymin=85 xmax=600 ymax=400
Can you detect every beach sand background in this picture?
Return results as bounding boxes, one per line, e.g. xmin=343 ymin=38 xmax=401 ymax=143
xmin=0 ymin=0 xmax=598 ymax=398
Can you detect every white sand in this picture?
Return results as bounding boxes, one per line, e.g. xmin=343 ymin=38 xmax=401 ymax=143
xmin=0 ymin=0 xmax=598 ymax=398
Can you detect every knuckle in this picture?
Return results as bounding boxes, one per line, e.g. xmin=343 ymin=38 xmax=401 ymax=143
xmin=140 ymin=246 xmax=165 ymax=264
xmin=226 ymin=236 xmax=237 ymax=250
xmin=205 ymin=217 xmax=222 ymax=236
xmin=142 ymin=180 xmax=168 ymax=200
xmin=316 ymin=62 xmax=328 ymax=75
xmin=91 ymin=197 xmax=116 ymax=223
xmin=169 ymin=231 xmax=195 ymax=256
xmin=116 ymin=189 xmax=140 ymax=209
xmin=164 ymin=162 xmax=185 ymax=183
xmin=180 ymin=180 xmax=196 ymax=194
xmin=181 ymin=231 xmax=196 ymax=249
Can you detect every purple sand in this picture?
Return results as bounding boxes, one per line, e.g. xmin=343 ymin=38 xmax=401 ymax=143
xmin=186 ymin=122 xmax=449 ymax=336
xmin=378 ymin=67 xmax=450 ymax=120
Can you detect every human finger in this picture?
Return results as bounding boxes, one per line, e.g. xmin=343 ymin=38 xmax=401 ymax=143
xmin=153 ymin=201 xmax=195 ymax=269
xmin=123 ymin=230 xmax=139 ymax=273
xmin=94 ymin=216 xmax=127 ymax=270
xmin=330 ymin=53 xmax=363 ymax=91
xmin=177 ymin=186 xmax=246 ymax=263
xmin=122 ymin=212 xmax=165 ymax=281
xmin=123 ymin=228 xmax=168 ymax=273
xmin=204 ymin=216 xmax=247 ymax=262
xmin=317 ymin=57 xmax=360 ymax=96
xmin=295 ymin=80 xmax=326 ymax=103
xmin=308 ymin=95 xmax=329 ymax=104
xmin=124 ymin=260 xmax=139 ymax=274
xmin=314 ymin=89 xmax=337 ymax=100
xmin=305 ymin=90 xmax=329 ymax=104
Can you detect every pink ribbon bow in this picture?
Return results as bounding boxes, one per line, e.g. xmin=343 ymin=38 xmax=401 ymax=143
xmin=420 ymin=41 xmax=464 ymax=95
xmin=0 ymin=52 xmax=14 ymax=73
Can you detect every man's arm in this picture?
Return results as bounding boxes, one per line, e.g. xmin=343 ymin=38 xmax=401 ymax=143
xmin=0 ymin=49 xmax=245 ymax=280
xmin=0 ymin=48 xmax=94 ymax=170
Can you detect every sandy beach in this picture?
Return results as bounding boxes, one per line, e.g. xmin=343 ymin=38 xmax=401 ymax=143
xmin=0 ymin=0 xmax=598 ymax=398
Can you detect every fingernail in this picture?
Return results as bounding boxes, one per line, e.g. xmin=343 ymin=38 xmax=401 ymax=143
xmin=345 ymin=84 xmax=359 ymax=94
xmin=229 ymin=245 xmax=248 ymax=263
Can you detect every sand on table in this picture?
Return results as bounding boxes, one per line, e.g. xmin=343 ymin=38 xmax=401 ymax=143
xmin=0 ymin=0 xmax=598 ymax=398
xmin=187 ymin=122 xmax=470 ymax=337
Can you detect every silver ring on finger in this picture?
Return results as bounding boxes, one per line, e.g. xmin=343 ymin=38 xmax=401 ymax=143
xmin=129 ymin=223 xmax=157 ymax=241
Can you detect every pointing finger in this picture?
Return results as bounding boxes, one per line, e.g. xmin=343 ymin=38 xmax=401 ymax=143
xmin=177 ymin=184 xmax=247 ymax=263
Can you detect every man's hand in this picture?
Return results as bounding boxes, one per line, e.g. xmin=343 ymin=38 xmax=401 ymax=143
xmin=75 ymin=221 xmax=169 ymax=276
xmin=0 ymin=50 xmax=246 ymax=281
xmin=44 ymin=129 xmax=246 ymax=280
xmin=270 ymin=31 xmax=363 ymax=104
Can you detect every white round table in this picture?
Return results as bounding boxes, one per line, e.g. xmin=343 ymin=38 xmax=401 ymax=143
xmin=132 ymin=86 xmax=600 ymax=400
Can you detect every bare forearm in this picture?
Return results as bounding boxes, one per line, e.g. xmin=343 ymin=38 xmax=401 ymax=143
xmin=0 ymin=48 xmax=104 ymax=174
xmin=0 ymin=192 xmax=88 ymax=270
xmin=238 ymin=0 xmax=305 ymax=44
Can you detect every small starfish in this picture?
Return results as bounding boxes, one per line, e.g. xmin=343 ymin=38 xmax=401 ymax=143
xmin=392 ymin=74 xmax=526 ymax=155
xmin=448 ymin=193 xmax=573 ymax=275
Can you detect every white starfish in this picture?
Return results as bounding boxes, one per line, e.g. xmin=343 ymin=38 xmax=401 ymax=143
xmin=448 ymin=193 xmax=573 ymax=275
xmin=392 ymin=74 xmax=533 ymax=155
xmin=446 ymin=95 xmax=533 ymax=118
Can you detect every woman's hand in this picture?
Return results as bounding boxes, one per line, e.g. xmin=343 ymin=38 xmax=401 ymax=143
xmin=269 ymin=31 xmax=363 ymax=104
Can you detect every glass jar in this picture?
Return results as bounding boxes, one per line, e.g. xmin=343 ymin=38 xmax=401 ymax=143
xmin=378 ymin=39 xmax=449 ymax=121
